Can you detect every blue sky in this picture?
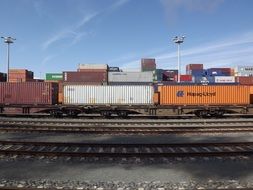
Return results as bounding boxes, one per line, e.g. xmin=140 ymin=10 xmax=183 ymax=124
xmin=0 ymin=0 xmax=253 ymax=78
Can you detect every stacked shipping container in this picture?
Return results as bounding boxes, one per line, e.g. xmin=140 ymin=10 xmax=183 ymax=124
xmin=9 ymin=69 xmax=34 ymax=82
xmin=141 ymin=59 xmax=156 ymax=72
xmin=46 ymin=73 xmax=63 ymax=81
xmin=186 ymin=64 xmax=203 ymax=76
xmin=63 ymin=71 xmax=107 ymax=84
xmin=236 ymin=76 xmax=253 ymax=85
xmin=235 ymin=66 xmax=253 ymax=76
xmin=108 ymin=72 xmax=153 ymax=84
xmin=162 ymin=70 xmax=178 ymax=81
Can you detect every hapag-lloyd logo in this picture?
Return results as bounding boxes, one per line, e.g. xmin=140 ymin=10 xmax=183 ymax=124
xmin=177 ymin=91 xmax=216 ymax=97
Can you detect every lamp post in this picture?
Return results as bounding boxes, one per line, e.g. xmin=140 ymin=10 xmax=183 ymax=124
xmin=1 ymin=36 xmax=16 ymax=82
xmin=173 ymin=36 xmax=185 ymax=83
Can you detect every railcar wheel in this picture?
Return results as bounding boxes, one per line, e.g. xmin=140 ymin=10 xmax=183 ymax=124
xmin=50 ymin=110 xmax=63 ymax=118
xmin=66 ymin=110 xmax=79 ymax=118
xmin=117 ymin=111 xmax=128 ymax=118
xmin=101 ymin=111 xmax=112 ymax=118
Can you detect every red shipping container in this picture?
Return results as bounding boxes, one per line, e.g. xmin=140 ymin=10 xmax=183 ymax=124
xmin=0 ymin=82 xmax=58 ymax=105
xmin=236 ymin=76 xmax=253 ymax=85
xmin=186 ymin=64 xmax=203 ymax=72
xmin=174 ymin=75 xmax=192 ymax=82
xmin=141 ymin=58 xmax=156 ymax=71
xmin=77 ymin=69 xmax=108 ymax=72
xmin=9 ymin=69 xmax=34 ymax=82
xmin=63 ymin=71 xmax=108 ymax=83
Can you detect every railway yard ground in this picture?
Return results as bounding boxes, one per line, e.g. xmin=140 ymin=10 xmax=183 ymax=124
xmin=0 ymin=117 xmax=253 ymax=190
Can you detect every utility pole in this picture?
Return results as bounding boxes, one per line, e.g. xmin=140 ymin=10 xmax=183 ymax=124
xmin=1 ymin=36 xmax=16 ymax=82
xmin=173 ymin=36 xmax=185 ymax=83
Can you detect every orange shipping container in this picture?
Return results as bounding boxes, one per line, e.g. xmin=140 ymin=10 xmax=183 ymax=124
xmin=250 ymin=86 xmax=253 ymax=94
xmin=158 ymin=85 xmax=250 ymax=105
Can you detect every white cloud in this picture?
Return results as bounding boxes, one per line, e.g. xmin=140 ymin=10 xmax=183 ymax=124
xmin=108 ymin=0 xmax=130 ymax=11
xmin=119 ymin=31 xmax=253 ymax=71
xmin=42 ymin=12 xmax=98 ymax=50
xmin=42 ymin=0 xmax=130 ymax=50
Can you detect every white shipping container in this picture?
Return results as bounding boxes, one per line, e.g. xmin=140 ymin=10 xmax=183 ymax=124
xmin=63 ymin=85 xmax=154 ymax=105
xmin=78 ymin=64 xmax=108 ymax=70
xmin=235 ymin=66 xmax=253 ymax=76
xmin=108 ymin=72 xmax=153 ymax=82
xmin=215 ymin=76 xmax=235 ymax=83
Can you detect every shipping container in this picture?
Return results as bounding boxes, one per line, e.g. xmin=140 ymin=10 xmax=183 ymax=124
xmin=153 ymin=69 xmax=164 ymax=81
xmin=141 ymin=58 xmax=156 ymax=72
xmin=108 ymin=82 xmax=153 ymax=85
xmin=187 ymin=69 xmax=205 ymax=76
xmin=63 ymin=71 xmax=107 ymax=83
xmin=63 ymin=85 xmax=154 ymax=105
xmin=108 ymin=67 xmax=120 ymax=72
xmin=9 ymin=69 xmax=34 ymax=82
xmin=46 ymin=73 xmax=63 ymax=81
xmin=0 ymin=73 xmax=7 ymax=82
xmin=77 ymin=69 xmax=108 ymax=72
xmin=158 ymin=85 xmax=250 ymax=105
xmin=235 ymin=66 xmax=253 ymax=76
xmin=174 ymin=75 xmax=192 ymax=82
xmin=192 ymin=76 xmax=214 ymax=84
xmin=250 ymin=86 xmax=253 ymax=94
xmin=162 ymin=70 xmax=178 ymax=81
xmin=0 ymin=82 xmax=58 ymax=105
xmin=206 ymin=68 xmax=232 ymax=76
xmin=214 ymin=76 xmax=235 ymax=83
xmin=108 ymin=72 xmax=153 ymax=83
xmin=78 ymin=64 xmax=108 ymax=70
xmin=186 ymin=64 xmax=203 ymax=72
xmin=236 ymin=76 xmax=253 ymax=85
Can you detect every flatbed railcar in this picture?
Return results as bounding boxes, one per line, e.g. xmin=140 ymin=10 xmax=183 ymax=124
xmin=0 ymin=82 xmax=253 ymax=118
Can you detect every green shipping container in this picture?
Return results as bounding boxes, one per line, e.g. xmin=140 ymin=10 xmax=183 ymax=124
xmin=46 ymin=73 xmax=63 ymax=81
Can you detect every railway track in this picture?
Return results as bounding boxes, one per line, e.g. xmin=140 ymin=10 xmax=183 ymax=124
xmin=0 ymin=118 xmax=253 ymax=134
xmin=1 ymin=117 xmax=253 ymax=126
xmin=0 ymin=124 xmax=253 ymax=134
xmin=0 ymin=141 xmax=252 ymax=158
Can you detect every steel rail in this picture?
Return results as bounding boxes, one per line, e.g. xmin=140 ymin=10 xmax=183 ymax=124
xmin=1 ymin=118 xmax=253 ymax=125
xmin=0 ymin=141 xmax=252 ymax=158
xmin=0 ymin=125 xmax=253 ymax=134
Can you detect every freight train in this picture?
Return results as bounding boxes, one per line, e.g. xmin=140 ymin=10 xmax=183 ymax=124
xmin=0 ymin=82 xmax=253 ymax=118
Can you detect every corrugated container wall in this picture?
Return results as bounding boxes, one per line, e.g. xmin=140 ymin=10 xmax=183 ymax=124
xmin=63 ymin=85 xmax=154 ymax=105
xmin=46 ymin=73 xmax=63 ymax=81
xmin=63 ymin=71 xmax=107 ymax=84
xmin=0 ymin=82 xmax=58 ymax=105
xmin=108 ymin=72 xmax=153 ymax=83
xmin=78 ymin=64 xmax=108 ymax=70
xmin=141 ymin=58 xmax=156 ymax=72
xmin=158 ymin=85 xmax=250 ymax=105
